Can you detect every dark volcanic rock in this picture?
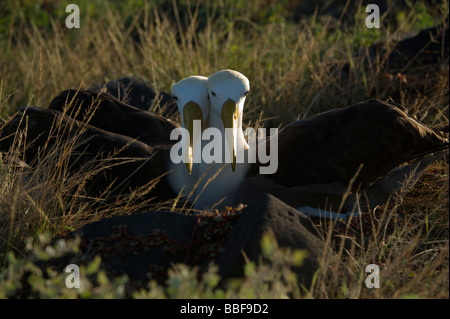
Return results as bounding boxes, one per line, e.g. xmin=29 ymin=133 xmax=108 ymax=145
xmin=332 ymin=25 xmax=449 ymax=103
xmin=368 ymin=24 xmax=449 ymax=70
xmin=78 ymin=211 xmax=198 ymax=281
xmin=68 ymin=195 xmax=325 ymax=288
xmin=215 ymin=194 xmax=326 ymax=287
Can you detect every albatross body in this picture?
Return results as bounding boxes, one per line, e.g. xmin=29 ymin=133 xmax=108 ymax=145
xmin=48 ymin=89 xmax=180 ymax=149
xmin=195 ymin=69 xmax=448 ymax=217
xmin=0 ymin=106 xmax=174 ymax=200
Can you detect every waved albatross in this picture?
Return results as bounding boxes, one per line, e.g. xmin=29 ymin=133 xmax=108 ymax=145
xmin=194 ymin=69 xmax=448 ymax=218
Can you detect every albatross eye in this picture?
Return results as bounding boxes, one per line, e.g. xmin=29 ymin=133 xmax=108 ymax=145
xmin=244 ymin=90 xmax=249 ymax=97
xmin=173 ymin=96 xmax=178 ymax=101
xmin=211 ymin=91 xmax=216 ymax=97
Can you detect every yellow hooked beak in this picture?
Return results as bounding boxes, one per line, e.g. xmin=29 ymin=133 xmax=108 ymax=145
xmin=183 ymin=101 xmax=202 ymax=174
xmin=221 ymin=99 xmax=239 ymax=172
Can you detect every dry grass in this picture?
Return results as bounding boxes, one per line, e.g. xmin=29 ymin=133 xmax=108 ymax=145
xmin=310 ymin=159 xmax=449 ymax=298
xmin=0 ymin=103 xmax=169 ymax=257
xmin=0 ymin=0 xmax=448 ymax=298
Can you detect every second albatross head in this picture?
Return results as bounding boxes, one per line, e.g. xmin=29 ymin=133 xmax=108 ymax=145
xmin=171 ymin=75 xmax=209 ymax=174
xmin=207 ymin=69 xmax=250 ymax=171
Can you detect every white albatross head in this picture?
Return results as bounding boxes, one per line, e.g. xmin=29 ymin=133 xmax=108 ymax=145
xmin=207 ymin=69 xmax=250 ymax=171
xmin=171 ymin=75 xmax=209 ymax=173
